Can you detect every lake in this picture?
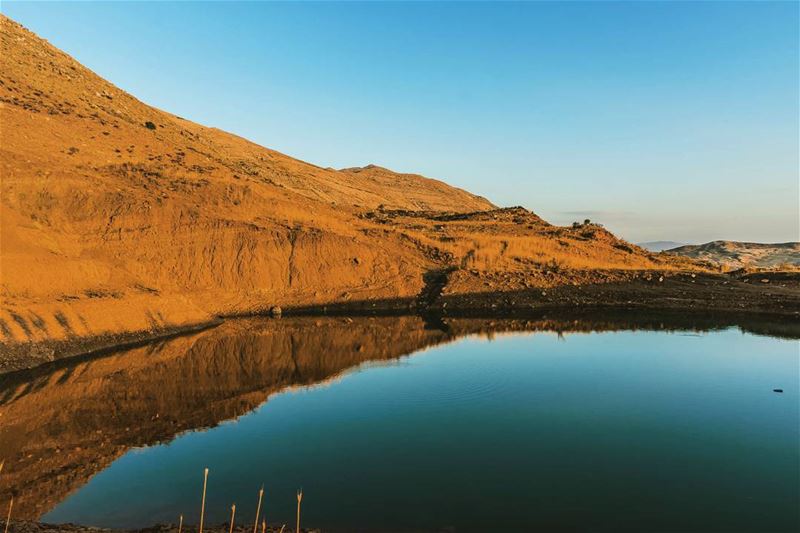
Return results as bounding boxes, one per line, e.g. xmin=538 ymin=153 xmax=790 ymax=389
xmin=1 ymin=314 xmax=798 ymax=532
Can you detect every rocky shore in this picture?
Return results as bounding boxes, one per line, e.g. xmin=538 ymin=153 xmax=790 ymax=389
xmin=284 ymin=269 xmax=800 ymax=318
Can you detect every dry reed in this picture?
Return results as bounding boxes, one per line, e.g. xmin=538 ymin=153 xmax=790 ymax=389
xmin=178 ymin=514 xmax=183 ymax=533
xmin=3 ymin=496 xmax=12 ymax=533
xmin=199 ymin=468 xmax=209 ymax=533
xmin=296 ymin=489 xmax=303 ymax=533
xmin=229 ymin=504 xmax=236 ymax=533
xmin=253 ymin=486 xmax=264 ymax=533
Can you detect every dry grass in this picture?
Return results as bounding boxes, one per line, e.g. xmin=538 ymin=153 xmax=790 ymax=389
xmin=1 ymin=460 xmax=7 ymax=533
xmin=117 ymin=469 xmax=306 ymax=532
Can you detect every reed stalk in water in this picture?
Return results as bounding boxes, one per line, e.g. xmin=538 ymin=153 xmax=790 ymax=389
xmin=0 ymin=460 xmax=6 ymax=533
xmin=199 ymin=468 xmax=209 ymax=533
xmin=296 ymin=489 xmax=303 ymax=533
xmin=229 ymin=504 xmax=236 ymax=533
xmin=3 ymin=496 xmax=12 ymax=533
xmin=261 ymin=519 xmax=266 ymax=533
xmin=253 ymin=486 xmax=264 ymax=533
xmin=178 ymin=514 xmax=183 ymax=533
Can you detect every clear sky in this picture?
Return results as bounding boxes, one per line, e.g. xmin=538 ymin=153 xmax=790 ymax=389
xmin=4 ymin=1 xmax=798 ymax=244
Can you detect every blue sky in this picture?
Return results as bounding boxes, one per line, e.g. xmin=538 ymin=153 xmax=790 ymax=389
xmin=4 ymin=1 xmax=798 ymax=243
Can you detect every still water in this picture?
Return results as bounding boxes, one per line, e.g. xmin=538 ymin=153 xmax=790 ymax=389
xmin=2 ymin=315 xmax=798 ymax=532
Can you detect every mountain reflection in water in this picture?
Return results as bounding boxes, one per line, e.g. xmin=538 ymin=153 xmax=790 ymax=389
xmin=0 ymin=312 xmax=797 ymax=521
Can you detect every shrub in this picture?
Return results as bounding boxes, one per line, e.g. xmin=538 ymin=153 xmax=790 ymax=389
xmin=547 ymin=258 xmax=563 ymax=272
xmin=144 ymin=121 xmax=156 ymax=130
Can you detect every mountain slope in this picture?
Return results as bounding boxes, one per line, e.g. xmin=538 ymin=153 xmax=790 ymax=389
xmin=339 ymin=164 xmax=493 ymax=212
xmin=0 ymin=15 xmax=705 ymax=367
xmin=667 ymin=241 xmax=800 ymax=269
xmin=0 ymin=14 xmax=494 ymax=213
xmin=0 ymin=14 xmax=469 ymax=349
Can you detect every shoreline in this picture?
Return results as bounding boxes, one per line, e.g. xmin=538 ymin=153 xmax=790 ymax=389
xmin=1 ymin=521 xmax=318 ymax=533
xmin=1 ymin=271 xmax=798 ymax=376
xmin=0 ymin=319 xmax=223 ymax=375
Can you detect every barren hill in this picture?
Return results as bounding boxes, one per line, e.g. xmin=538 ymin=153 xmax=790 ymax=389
xmin=667 ymin=241 xmax=800 ymax=269
xmin=1 ymin=15 xmax=795 ymax=371
xmin=339 ymin=164 xmax=493 ymax=212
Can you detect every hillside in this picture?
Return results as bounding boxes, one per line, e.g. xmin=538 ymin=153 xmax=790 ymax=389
xmin=339 ymin=164 xmax=494 ymax=212
xmin=2 ymin=15 xmax=793 ymax=371
xmin=667 ymin=241 xmax=800 ymax=269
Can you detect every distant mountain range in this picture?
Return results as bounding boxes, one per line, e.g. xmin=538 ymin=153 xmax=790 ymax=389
xmin=637 ymin=241 xmax=687 ymax=252
xmin=655 ymin=241 xmax=800 ymax=269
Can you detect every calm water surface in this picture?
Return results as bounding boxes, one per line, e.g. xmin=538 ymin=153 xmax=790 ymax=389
xmin=12 ymin=319 xmax=800 ymax=531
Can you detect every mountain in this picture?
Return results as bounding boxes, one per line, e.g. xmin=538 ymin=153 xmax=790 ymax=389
xmin=5 ymin=15 xmax=788 ymax=370
xmin=666 ymin=241 xmax=800 ymax=269
xmin=637 ymin=241 xmax=687 ymax=252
